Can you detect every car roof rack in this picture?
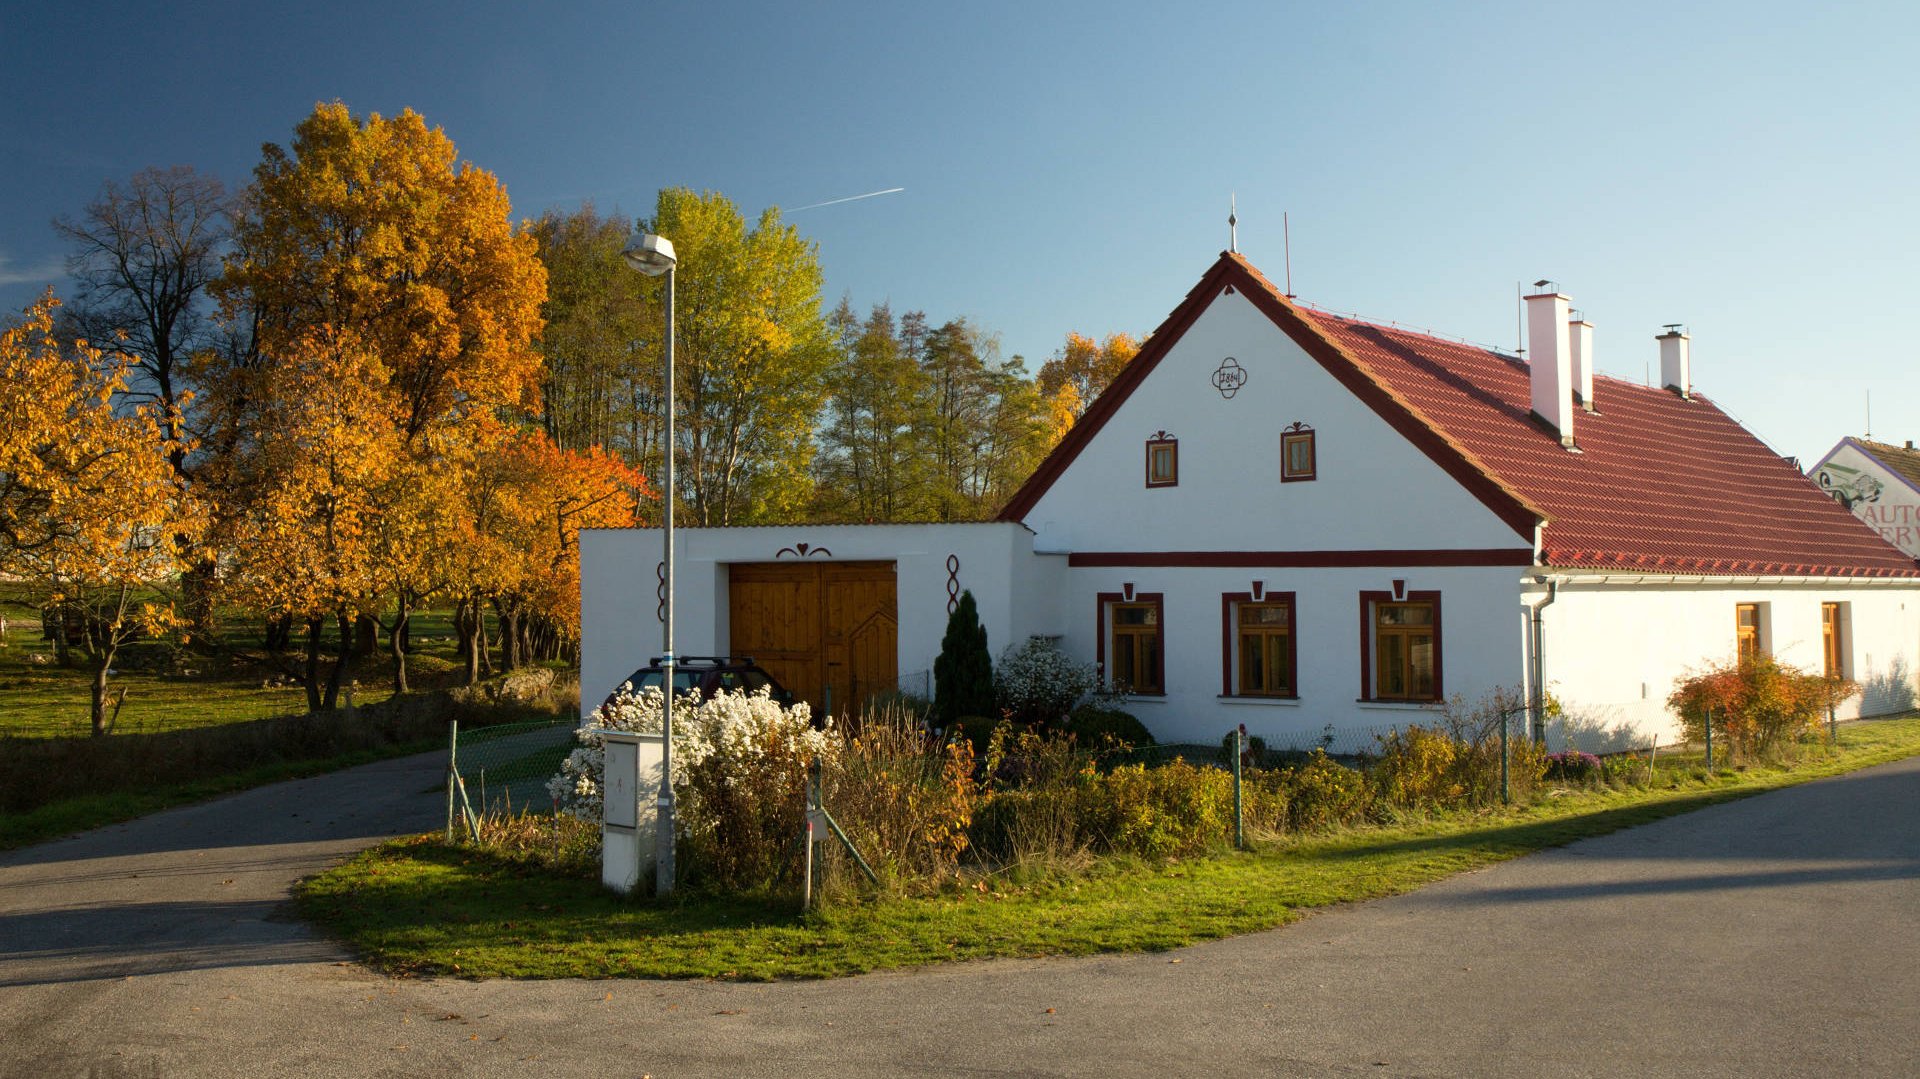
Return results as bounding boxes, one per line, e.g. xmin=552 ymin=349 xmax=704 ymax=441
xmin=645 ymin=655 xmax=758 ymax=666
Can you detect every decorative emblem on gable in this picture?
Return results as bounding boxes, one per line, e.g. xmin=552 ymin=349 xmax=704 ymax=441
xmin=1211 ymin=357 xmax=1248 ymax=398
xmin=775 ymin=542 xmax=833 ymax=559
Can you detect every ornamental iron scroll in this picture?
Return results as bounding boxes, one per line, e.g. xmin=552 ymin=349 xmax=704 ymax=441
xmin=945 ymin=554 xmax=961 ymax=614
xmin=655 ymin=561 xmax=666 ymax=623
xmin=775 ymin=542 xmax=834 ymax=559
xmin=1212 ymin=357 xmax=1248 ymax=398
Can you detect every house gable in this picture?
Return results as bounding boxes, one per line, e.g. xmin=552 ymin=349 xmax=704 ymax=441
xmin=1002 ymin=254 xmax=1540 ymax=557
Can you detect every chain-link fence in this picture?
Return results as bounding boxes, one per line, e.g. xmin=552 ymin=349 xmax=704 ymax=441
xmin=446 ymin=715 xmax=577 ymax=836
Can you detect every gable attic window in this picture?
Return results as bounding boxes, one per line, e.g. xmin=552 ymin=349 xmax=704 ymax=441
xmin=1098 ymin=592 xmax=1165 ymax=695
xmin=1281 ymin=423 xmax=1316 ymax=482
xmin=1146 ymin=433 xmax=1178 ymax=488
xmin=1360 ymin=591 xmax=1442 ymax=702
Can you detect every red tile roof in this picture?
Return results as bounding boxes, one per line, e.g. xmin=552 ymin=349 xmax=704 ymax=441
xmin=1002 ymin=252 xmax=1920 ymax=579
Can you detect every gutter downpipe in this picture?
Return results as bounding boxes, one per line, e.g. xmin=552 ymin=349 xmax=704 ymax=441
xmin=1528 ymin=577 xmax=1559 ymax=743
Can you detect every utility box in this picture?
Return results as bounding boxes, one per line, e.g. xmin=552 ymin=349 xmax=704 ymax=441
xmin=600 ymin=731 xmax=664 ymax=895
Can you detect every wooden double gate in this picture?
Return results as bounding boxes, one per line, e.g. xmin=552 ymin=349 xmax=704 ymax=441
xmin=727 ymin=561 xmax=897 ymax=720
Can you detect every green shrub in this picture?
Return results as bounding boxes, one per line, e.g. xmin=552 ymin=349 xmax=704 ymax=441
xmin=1063 ymin=705 xmax=1152 ymax=748
xmin=932 ymin=591 xmax=994 ymax=726
xmin=1372 ymin=726 xmax=1463 ymax=809
xmin=1279 ymin=749 xmax=1372 ymax=831
xmin=1083 ymin=761 xmax=1233 ymax=858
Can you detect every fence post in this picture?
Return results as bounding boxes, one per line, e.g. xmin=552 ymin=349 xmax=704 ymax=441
xmin=1499 ymin=707 xmax=1511 ymax=805
xmin=1828 ymin=703 xmax=1837 ymax=746
xmin=446 ymin=719 xmax=459 ymax=842
xmin=1705 ymin=708 xmax=1714 ymax=773
xmin=1232 ymin=725 xmax=1245 ymax=850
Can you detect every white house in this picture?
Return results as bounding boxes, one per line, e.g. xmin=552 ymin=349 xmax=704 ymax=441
xmin=1810 ymin=437 xmax=1920 ymax=560
xmin=583 ymin=252 xmax=1920 ymax=748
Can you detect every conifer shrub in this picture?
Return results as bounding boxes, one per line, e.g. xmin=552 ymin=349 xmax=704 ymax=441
xmin=932 ymin=591 xmax=994 ymax=726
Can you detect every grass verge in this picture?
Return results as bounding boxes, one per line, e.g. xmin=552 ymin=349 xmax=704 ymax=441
xmin=296 ymin=716 xmax=1920 ymax=981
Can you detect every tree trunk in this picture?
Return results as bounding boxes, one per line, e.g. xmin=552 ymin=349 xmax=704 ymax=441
xmin=354 ymin=614 xmax=378 ymax=659
xmin=304 ymin=617 xmax=324 ymax=713
xmin=460 ymin=595 xmax=481 ymax=686
xmin=90 ymin=648 xmax=115 ymax=737
xmin=181 ymin=560 xmax=218 ymax=646
xmin=265 ymin=613 xmax=292 ymax=653
xmin=476 ymin=603 xmax=493 ymax=677
xmin=388 ymin=599 xmax=410 ymax=695
xmin=324 ymin=610 xmax=353 ymax=710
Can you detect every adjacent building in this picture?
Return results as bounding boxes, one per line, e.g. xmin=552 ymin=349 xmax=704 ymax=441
xmin=1810 ymin=437 xmax=1920 ymax=561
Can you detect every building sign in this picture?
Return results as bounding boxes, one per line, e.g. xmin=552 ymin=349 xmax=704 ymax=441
xmin=1811 ymin=442 xmax=1920 ymax=559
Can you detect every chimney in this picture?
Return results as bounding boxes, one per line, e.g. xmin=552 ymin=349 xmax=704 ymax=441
xmin=1526 ymin=283 xmax=1574 ymax=447
xmin=1568 ymin=312 xmax=1595 ymax=412
xmin=1658 ymin=325 xmax=1690 ymax=399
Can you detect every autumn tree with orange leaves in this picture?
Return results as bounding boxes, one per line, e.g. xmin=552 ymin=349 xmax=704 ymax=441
xmin=1 ymin=296 xmax=203 ymax=734
xmin=207 ymin=102 xmax=548 ymax=707
xmin=1035 ymin=332 xmax=1139 ymax=447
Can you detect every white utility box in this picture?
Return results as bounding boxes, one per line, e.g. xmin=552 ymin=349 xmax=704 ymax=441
xmin=600 ymin=730 xmax=664 ymax=895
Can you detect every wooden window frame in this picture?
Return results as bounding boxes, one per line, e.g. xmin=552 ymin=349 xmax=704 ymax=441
xmin=1281 ymin=425 xmax=1316 ymax=483
xmin=1821 ymin=601 xmax=1845 ymax=679
xmin=1358 ymin=590 xmax=1442 ymax=702
xmin=1097 ymin=591 xmax=1165 ymax=696
xmin=1221 ymin=591 xmax=1298 ymax=698
xmin=1145 ymin=435 xmax=1178 ymax=488
xmin=1736 ymin=602 xmax=1764 ymax=661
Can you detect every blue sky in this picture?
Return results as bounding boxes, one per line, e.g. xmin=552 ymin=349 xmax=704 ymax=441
xmin=5 ymin=1 xmax=1915 ymax=466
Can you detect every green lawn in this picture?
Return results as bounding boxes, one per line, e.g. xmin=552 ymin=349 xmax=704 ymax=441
xmin=295 ymin=715 xmax=1920 ymax=981
xmin=0 ymin=592 xmax=469 ymax=738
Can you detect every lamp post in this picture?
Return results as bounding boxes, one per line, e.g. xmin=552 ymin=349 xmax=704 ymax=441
xmin=621 ymin=230 xmax=677 ymax=896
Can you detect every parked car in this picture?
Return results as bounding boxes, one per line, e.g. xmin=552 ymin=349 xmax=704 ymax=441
xmin=599 ymin=655 xmax=798 ymax=713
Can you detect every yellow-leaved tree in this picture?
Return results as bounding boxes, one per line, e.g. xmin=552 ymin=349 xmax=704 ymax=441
xmin=0 ymin=295 xmax=203 ymax=734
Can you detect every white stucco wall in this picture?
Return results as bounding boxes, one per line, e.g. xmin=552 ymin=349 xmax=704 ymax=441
xmin=1021 ymin=290 xmax=1527 ymax=554
xmin=579 ymin=522 xmax=1057 ymax=720
xmin=1530 ymin=574 xmax=1920 ymax=750
xmin=1811 ymin=440 xmax=1920 ymax=560
xmin=1056 ymin=564 xmax=1529 ymax=747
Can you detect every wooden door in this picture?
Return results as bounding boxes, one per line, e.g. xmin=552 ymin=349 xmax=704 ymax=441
xmin=728 ymin=561 xmax=896 ymax=719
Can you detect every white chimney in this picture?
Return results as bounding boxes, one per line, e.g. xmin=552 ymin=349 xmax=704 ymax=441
xmin=1526 ymin=285 xmax=1574 ymax=447
xmin=1568 ymin=314 xmax=1595 ymax=412
xmin=1658 ymin=326 xmax=1690 ymax=399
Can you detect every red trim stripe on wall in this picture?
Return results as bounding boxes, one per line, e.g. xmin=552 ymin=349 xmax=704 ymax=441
xmin=1069 ymin=549 xmax=1533 ymax=568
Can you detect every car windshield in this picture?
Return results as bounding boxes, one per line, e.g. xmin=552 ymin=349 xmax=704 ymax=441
xmin=623 ymin=668 xmax=700 ymax=694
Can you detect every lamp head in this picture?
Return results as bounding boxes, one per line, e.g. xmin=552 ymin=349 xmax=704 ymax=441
xmin=622 ymin=232 xmax=676 ymax=275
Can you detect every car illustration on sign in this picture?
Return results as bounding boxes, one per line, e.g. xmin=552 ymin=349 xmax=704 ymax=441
xmin=1814 ymin=463 xmax=1884 ymax=510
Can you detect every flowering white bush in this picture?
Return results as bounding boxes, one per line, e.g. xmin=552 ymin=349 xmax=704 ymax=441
xmin=547 ymin=684 xmax=837 ymax=825
xmin=995 ymin=637 xmax=1096 ymax=724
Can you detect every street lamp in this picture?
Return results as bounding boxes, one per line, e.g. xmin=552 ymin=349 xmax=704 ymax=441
xmin=621 ymin=230 xmax=677 ymax=896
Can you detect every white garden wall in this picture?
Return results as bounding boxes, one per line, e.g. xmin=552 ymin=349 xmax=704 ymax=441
xmin=579 ymin=522 xmax=1060 ymax=721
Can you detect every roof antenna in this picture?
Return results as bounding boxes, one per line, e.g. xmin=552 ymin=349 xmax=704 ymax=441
xmin=1515 ymin=282 xmax=1526 ymax=357
xmin=1866 ymin=389 xmax=1872 ymax=440
xmin=1228 ymin=193 xmax=1238 ymax=254
xmin=1283 ymin=211 xmax=1296 ymax=298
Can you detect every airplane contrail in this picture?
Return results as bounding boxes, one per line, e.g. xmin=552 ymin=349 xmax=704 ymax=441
xmin=786 ymin=187 xmax=904 ymax=213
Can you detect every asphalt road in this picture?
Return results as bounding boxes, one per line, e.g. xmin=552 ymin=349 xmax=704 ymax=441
xmin=2 ymin=747 xmax=1916 ymax=1078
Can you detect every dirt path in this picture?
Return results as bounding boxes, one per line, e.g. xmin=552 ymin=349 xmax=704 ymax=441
xmin=3 ymin=750 xmax=1916 ymax=1077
